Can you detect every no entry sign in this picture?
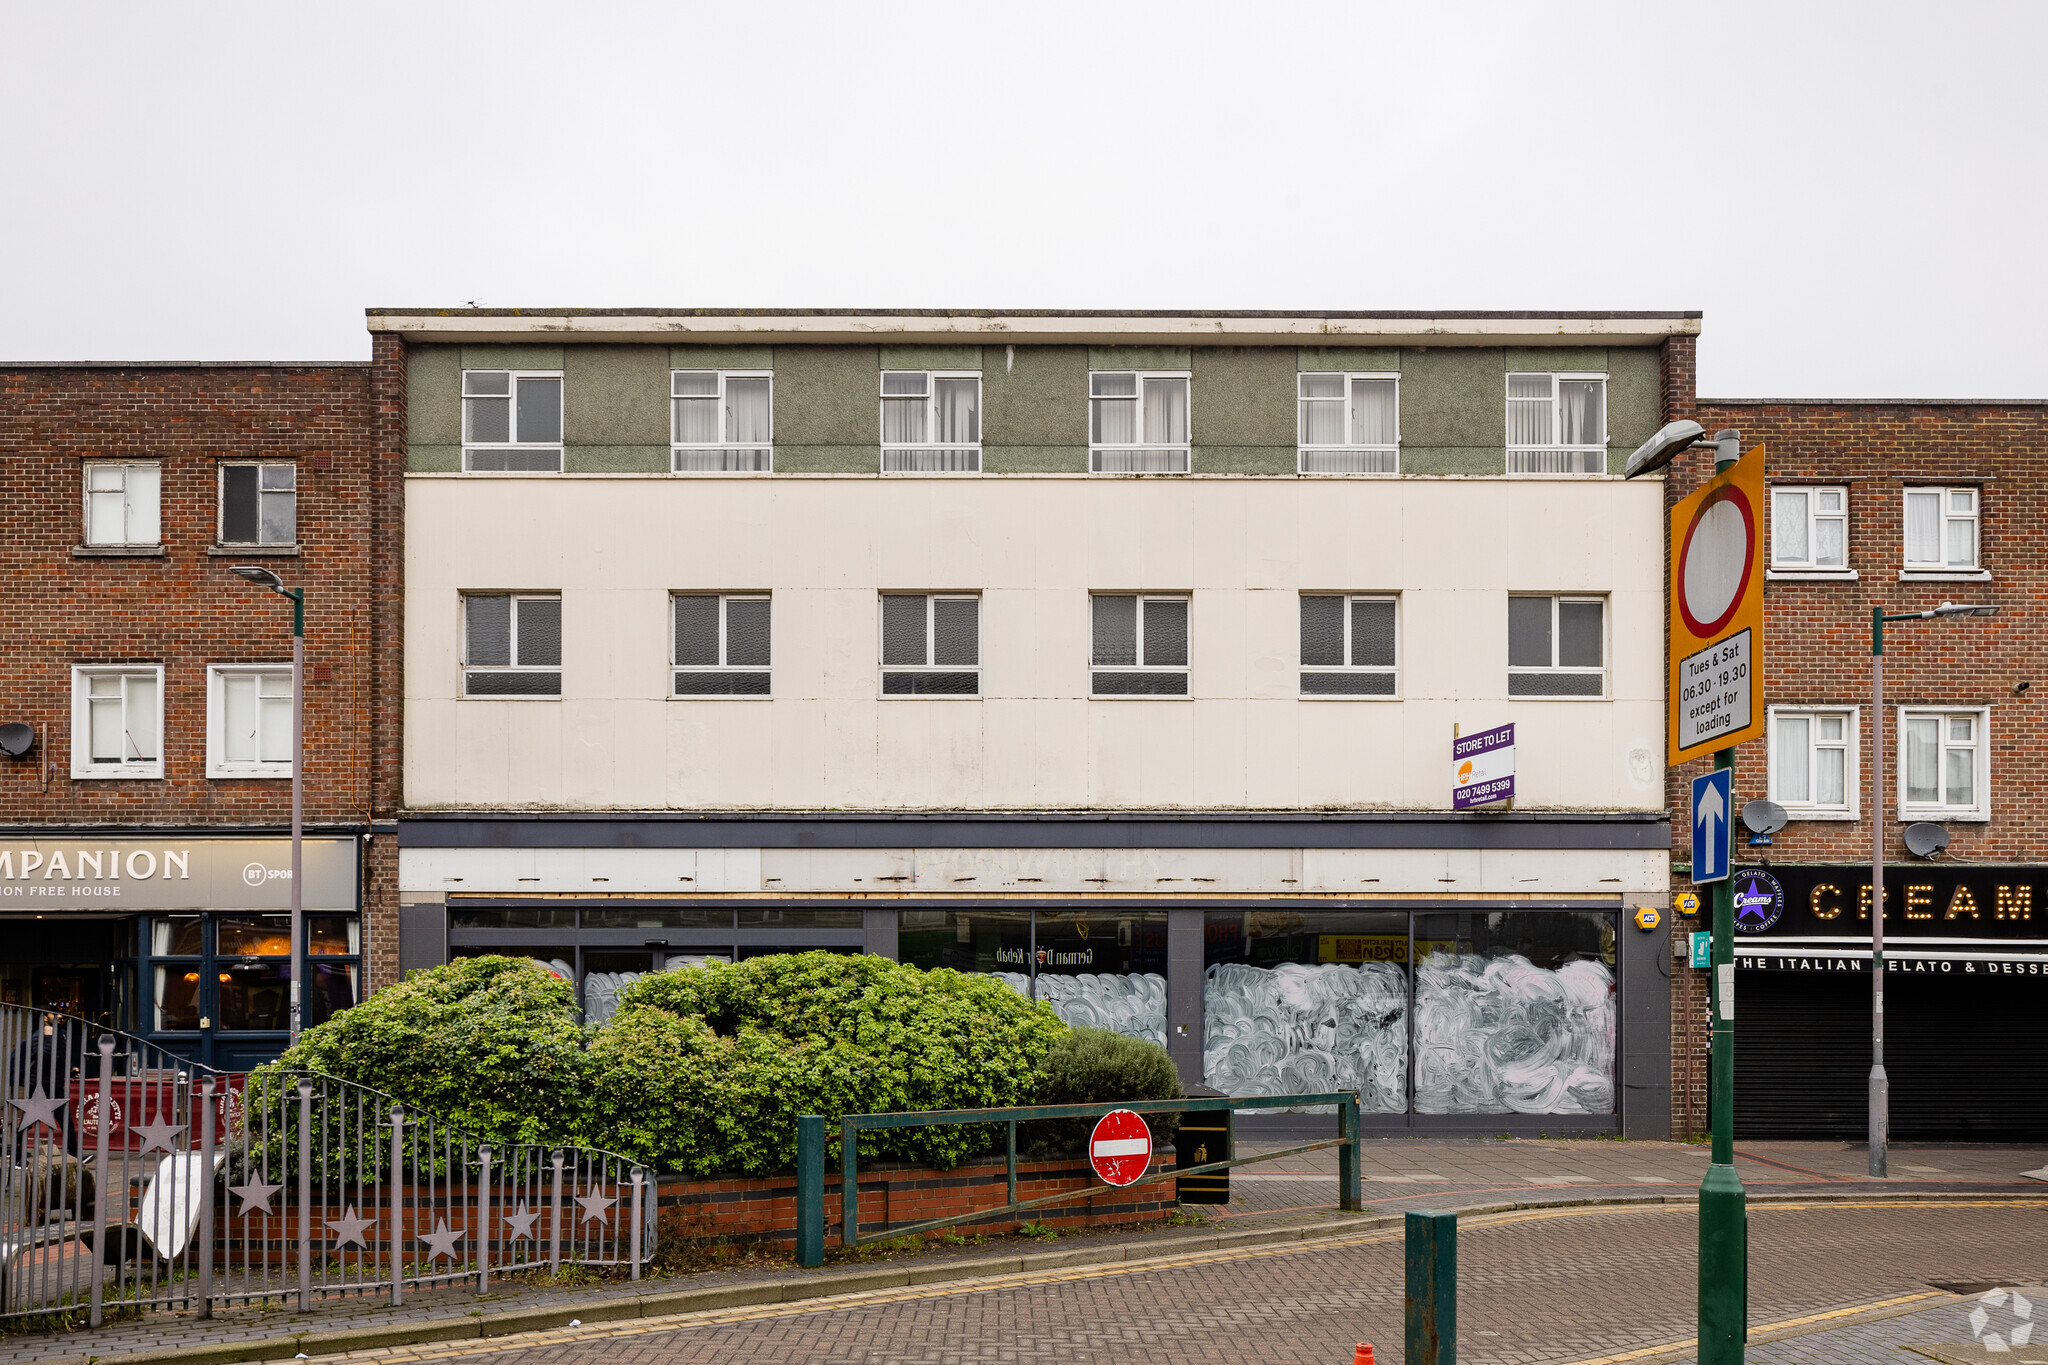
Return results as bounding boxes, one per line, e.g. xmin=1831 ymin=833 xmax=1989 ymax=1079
xmin=1667 ymin=441 xmax=1766 ymax=764
xmin=1088 ymin=1109 xmax=1152 ymax=1187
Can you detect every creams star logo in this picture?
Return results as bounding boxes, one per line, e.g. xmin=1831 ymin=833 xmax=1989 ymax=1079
xmin=1970 ymin=1286 xmax=2034 ymax=1352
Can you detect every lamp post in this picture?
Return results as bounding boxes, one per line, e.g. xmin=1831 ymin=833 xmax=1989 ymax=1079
xmin=232 ymin=565 xmax=306 ymax=1045
xmin=1866 ymin=601 xmax=1996 ymax=1176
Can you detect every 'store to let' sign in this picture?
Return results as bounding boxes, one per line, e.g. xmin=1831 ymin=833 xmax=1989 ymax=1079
xmin=1088 ymin=1108 xmax=1153 ymax=1187
xmin=1666 ymin=441 xmax=1766 ymax=764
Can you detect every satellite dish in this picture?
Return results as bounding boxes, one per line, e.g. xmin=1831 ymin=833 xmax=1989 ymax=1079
xmin=0 ymin=723 xmax=33 ymax=759
xmin=1741 ymin=800 xmax=1788 ymax=835
xmin=1624 ymin=419 xmax=1706 ymax=479
xmin=1903 ymin=822 xmax=1950 ymax=858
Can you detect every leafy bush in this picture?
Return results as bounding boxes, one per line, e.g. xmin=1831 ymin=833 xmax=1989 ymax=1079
xmin=1026 ymin=1026 xmax=1184 ymax=1155
xmin=583 ymin=952 xmax=1067 ymax=1176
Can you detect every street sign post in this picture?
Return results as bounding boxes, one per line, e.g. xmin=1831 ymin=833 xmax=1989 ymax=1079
xmin=1691 ymin=769 xmax=1732 ymax=884
xmin=1668 ymin=443 xmax=1766 ymax=766
xmin=1088 ymin=1109 xmax=1152 ymax=1187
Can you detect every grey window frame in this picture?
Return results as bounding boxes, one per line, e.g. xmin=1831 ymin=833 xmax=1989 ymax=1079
xmin=672 ymin=592 xmax=772 ymax=697
xmin=217 ymin=461 xmax=298 ymax=547
xmin=671 ymin=370 xmax=774 ymax=473
xmin=462 ymin=369 xmax=565 ymax=474
xmin=1507 ymin=594 xmax=1607 ymax=699
xmin=1090 ymin=593 xmax=1192 ymax=697
xmin=1299 ymin=594 xmax=1399 ymax=698
xmin=879 ymin=592 xmax=982 ymax=697
xmin=461 ymin=592 xmax=563 ymax=698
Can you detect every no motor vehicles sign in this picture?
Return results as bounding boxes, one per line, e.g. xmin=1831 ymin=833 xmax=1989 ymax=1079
xmin=1088 ymin=1109 xmax=1152 ymax=1187
xmin=1668 ymin=442 xmax=1766 ymax=765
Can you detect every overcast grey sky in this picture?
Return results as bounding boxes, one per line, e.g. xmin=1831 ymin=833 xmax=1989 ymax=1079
xmin=3 ymin=2 xmax=2042 ymax=397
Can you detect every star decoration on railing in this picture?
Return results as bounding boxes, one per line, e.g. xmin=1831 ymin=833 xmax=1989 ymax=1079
xmin=228 ymin=1178 xmax=283 ymax=1215
xmin=326 ymin=1206 xmax=374 ymax=1249
xmin=574 ymin=1189 xmax=616 ymax=1224
xmin=418 ymin=1220 xmax=465 ymax=1262
xmin=9 ymin=1090 xmax=66 ymax=1133
xmin=503 ymin=1203 xmax=538 ymax=1241
xmin=131 ymin=1114 xmax=187 ymax=1153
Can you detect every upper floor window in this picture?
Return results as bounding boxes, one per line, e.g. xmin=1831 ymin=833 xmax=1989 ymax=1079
xmin=83 ymin=463 xmax=160 ymax=547
xmin=463 ymin=370 xmax=563 ymax=473
xmin=1771 ymin=486 xmax=1847 ymax=570
xmin=1506 ymin=372 xmax=1606 ymax=475
xmin=673 ymin=593 xmax=771 ymax=695
xmin=1507 ymin=595 xmax=1605 ymax=697
xmin=672 ymin=371 xmax=773 ymax=472
xmin=880 ymin=593 xmax=980 ymax=695
xmin=1300 ymin=595 xmax=1398 ymax=696
xmin=1899 ymin=707 xmax=1988 ymax=820
xmin=1904 ymin=487 xmax=1979 ymax=571
xmin=1767 ymin=706 xmax=1856 ymax=816
xmin=463 ymin=593 xmax=562 ymax=696
xmin=71 ymin=664 xmax=163 ymax=779
xmin=881 ymin=372 xmax=981 ymax=473
xmin=219 ymin=463 xmax=297 ymax=546
xmin=1090 ymin=372 xmax=1190 ymax=474
xmin=1298 ymin=374 xmax=1399 ymax=474
xmin=1091 ymin=594 xmax=1189 ymax=695
xmin=207 ymin=665 xmax=293 ymax=778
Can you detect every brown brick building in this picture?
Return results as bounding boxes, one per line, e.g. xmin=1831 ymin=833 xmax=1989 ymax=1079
xmin=1664 ymin=392 xmax=2048 ymax=1139
xmin=0 ymin=361 xmax=403 ymax=1069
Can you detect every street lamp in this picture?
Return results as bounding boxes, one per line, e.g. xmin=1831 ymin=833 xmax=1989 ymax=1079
xmin=1866 ymin=600 xmax=1997 ymax=1177
xmin=231 ymin=565 xmax=306 ymax=1045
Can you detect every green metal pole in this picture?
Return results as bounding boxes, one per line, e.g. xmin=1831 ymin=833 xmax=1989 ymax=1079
xmin=796 ymin=1115 xmax=824 ymax=1267
xmin=1404 ymin=1210 xmax=1457 ymax=1365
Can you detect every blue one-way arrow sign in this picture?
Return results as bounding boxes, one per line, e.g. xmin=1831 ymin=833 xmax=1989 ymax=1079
xmin=1691 ymin=769 xmax=1732 ymax=884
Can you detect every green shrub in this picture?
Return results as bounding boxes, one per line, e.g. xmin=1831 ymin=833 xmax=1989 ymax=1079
xmin=583 ymin=953 xmax=1067 ymax=1176
xmin=1025 ymin=1026 xmax=1184 ymax=1155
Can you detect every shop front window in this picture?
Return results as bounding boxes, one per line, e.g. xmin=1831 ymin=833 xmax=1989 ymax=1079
xmin=897 ymin=910 xmax=1167 ymax=1048
xmin=145 ymin=913 xmax=363 ymax=1036
xmin=151 ymin=916 xmax=203 ymax=1031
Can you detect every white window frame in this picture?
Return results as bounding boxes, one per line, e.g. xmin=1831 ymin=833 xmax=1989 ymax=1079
xmin=1296 ymin=373 xmax=1400 ymax=475
xmin=462 ymin=369 xmax=564 ymax=474
xmin=1902 ymin=486 xmax=1982 ymax=573
xmin=1089 ymin=593 xmax=1192 ymax=698
xmin=1767 ymin=485 xmax=1850 ymax=574
xmin=1506 ymin=594 xmax=1607 ymax=699
xmin=1765 ymin=705 xmax=1859 ymax=819
xmin=1298 ymin=593 xmax=1400 ymax=698
xmin=461 ymin=593 xmax=563 ymax=699
xmin=1089 ymin=371 xmax=1192 ymax=474
xmin=81 ymin=462 xmax=161 ymax=547
xmin=879 ymin=371 xmax=982 ymax=473
xmin=1505 ymin=371 xmax=1607 ymax=475
xmin=217 ymin=461 xmax=298 ymax=547
xmin=671 ymin=593 xmax=772 ymax=697
xmin=70 ymin=664 xmax=165 ymax=779
xmin=878 ymin=592 xmax=982 ymax=697
xmin=670 ymin=370 xmax=774 ymax=473
xmin=206 ymin=664 xmax=295 ymax=779
xmin=1896 ymin=706 xmax=1990 ymax=821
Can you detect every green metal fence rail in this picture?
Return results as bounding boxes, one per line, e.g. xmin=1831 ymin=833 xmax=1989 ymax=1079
xmin=794 ymin=1092 xmax=1362 ymax=1266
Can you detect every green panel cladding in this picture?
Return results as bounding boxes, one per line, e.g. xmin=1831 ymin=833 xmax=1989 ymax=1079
xmin=669 ymin=345 xmax=772 ymax=371
xmin=1298 ymin=347 xmax=1400 ymax=372
xmin=982 ymin=447 xmax=1087 ymax=473
xmin=563 ymin=346 xmax=668 ymax=446
xmin=1400 ymin=348 xmax=1505 ymax=448
xmin=1605 ymin=347 xmax=1661 ymax=449
xmin=774 ymin=346 xmax=881 ymax=449
xmin=879 ymin=344 xmax=981 ymax=371
xmin=566 ymin=446 xmax=669 ymax=474
xmin=408 ymin=346 xmax=460 ymax=446
xmin=772 ymin=446 xmax=880 ymax=473
xmin=408 ymin=444 xmax=460 ymax=473
xmin=1088 ymin=346 xmax=1191 ymax=371
xmin=1192 ymin=347 xmax=1294 ymax=449
xmin=983 ymin=345 xmax=1086 ymax=450
xmin=460 ymin=344 xmax=565 ymax=370
xmin=1400 ymin=447 xmax=1509 ymax=475
xmin=1196 ymin=447 xmax=1296 ymax=474
xmin=1504 ymin=346 xmax=1608 ymax=373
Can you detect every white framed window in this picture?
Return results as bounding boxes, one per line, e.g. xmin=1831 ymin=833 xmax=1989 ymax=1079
xmin=1904 ymin=487 xmax=1980 ymax=570
xmin=1898 ymin=707 xmax=1989 ymax=820
xmin=207 ymin=665 xmax=293 ymax=778
xmin=1297 ymin=374 xmax=1399 ymax=474
xmin=1507 ymin=595 xmax=1605 ymax=697
xmin=672 ymin=371 xmax=773 ymax=472
xmin=1091 ymin=594 xmax=1189 ymax=696
xmin=83 ymin=463 xmax=161 ymax=547
xmin=880 ymin=593 xmax=980 ymax=695
xmin=1505 ymin=372 xmax=1607 ymax=474
xmin=1767 ymin=706 xmax=1857 ymax=817
xmin=1300 ymin=594 xmax=1398 ymax=696
xmin=1090 ymin=372 xmax=1190 ymax=474
xmin=462 ymin=593 xmax=562 ymax=697
xmin=673 ymin=594 xmax=771 ymax=696
xmin=219 ymin=463 xmax=297 ymax=546
xmin=71 ymin=665 xmax=164 ymax=779
xmin=462 ymin=370 xmax=563 ymax=473
xmin=880 ymin=372 xmax=981 ymax=472
xmin=1769 ymin=486 xmax=1848 ymax=571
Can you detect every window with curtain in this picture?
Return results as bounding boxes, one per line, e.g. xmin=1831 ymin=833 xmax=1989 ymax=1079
xmin=1300 ymin=594 xmax=1398 ymax=695
xmin=1900 ymin=708 xmax=1986 ymax=816
xmin=1091 ymin=594 xmax=1190 ymax=695
xmin=1506 ymin=373 xmax=1607 ymax=474
xmin=1903 ymin=487 xmax=1980 ymax=570
xmin=880 ymin=371 xmax=981 ymax=472
xmin=462 ymin=370 xmax=564 ymax=472
xmin=1768 ymin=707 xmax=1855 ymax=814
xmin=207 ymin=665 xmax=294 ymax=777
xmin=672 ymin=371 xmax=774 ymax=471
xmin=880 ymin=593 xmax=980 ymax=694
xmin=1771 ymin=487 xmax=1848 ymax=570
xmin=673 ymin=593 xmax=771 ymax=695
xmin=1298 ymin=374 xmax=1399 ymax=473
xmin=1090 ymin=372 xmax=1191 ymax=473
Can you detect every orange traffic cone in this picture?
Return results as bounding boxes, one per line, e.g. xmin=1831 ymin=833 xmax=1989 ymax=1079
xmin=1354 ymin=1347 xmax=1375 ymax=1365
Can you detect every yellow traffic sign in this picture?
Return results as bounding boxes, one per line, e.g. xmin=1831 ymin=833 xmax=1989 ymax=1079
xmin=1668 ymin=442 xmax=1766 ymax=765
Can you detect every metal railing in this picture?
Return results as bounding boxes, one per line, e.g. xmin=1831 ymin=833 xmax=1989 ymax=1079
xmin=0 ymin=1006 xmax=652 ymax=1329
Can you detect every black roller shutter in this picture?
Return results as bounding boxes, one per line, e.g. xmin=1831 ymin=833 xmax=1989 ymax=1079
xmin=1733 ymin=967 xmax=2048 ymax=1140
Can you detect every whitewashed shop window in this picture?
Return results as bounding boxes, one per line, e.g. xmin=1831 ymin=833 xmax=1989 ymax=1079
xmin=463 ymin=593 xmax=562 ymax=697
xmin=1506 ymin=373 xmax=1606 ymax=474
xmin=672 ymin=371 xmax=773 ymax=472
xmin=82 ymin=463 xmax=161 ymax=547
xmin=1300 ymin=595 xmax=1398 ymax=696
xmin=1092 ymin=594 xmax=1189 ymax=696
xmin=71 ymin=665 xmax=164 ymax=779
xmin=1770 ymin=485 xmax=1848 ymax=571
xmin=1507 ymin=595 xmax=1605 ymax=697
xmin=1904 ymin=487 xmax=1980 ymax=570
xmin=462 ymin=370 xmax=563 ymax=472
xmin=673 ymin=593 xmax=771 ymax=696
xmin=1767 ymin=706 xmax=1857 ymax=817
xmin=1297 ymin=374 xmax=1399 ymax=474
xmin=207 ymin=665 xmax=293 ymax=778
xmin=880 ymin=593 xmax=980 ymax=695
xmin=219 ymin=463 xmax=297 ymax=546
xmin=880 ymin=372 xmax=981 ymax=472
xmin=1090 ymin=372 xmax=1190 ymax=473
xmin=1898 ymin=707 xmax=1989 ymax=820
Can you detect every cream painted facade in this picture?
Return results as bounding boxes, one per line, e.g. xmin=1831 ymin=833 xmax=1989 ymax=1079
xmin=403 ymin=474 xmax=1666 ymax=813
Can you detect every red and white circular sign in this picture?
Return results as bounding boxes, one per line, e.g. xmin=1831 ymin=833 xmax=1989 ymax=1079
xmin=1088 ymin=1109 xmax=1152 ymax=1187
xmin=1677 ymin=484 xmax=1757 ymax=639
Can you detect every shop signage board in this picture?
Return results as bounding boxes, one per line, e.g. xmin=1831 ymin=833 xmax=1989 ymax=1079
xmin=1727 ymin=863 xmax=2048 ymax=972
xmin=1452 ymin=723 xmax=1514 ymax=809
xmin=1668 ymin=442 xmax=1766 ymax=764
xmin=1691 ymin=769 xmax=1732 ymax=884
xmin=0 ymin=836 xmax=358 ymax=912
xmin=1089 ymin=1108 xmax=1152 ymax=1187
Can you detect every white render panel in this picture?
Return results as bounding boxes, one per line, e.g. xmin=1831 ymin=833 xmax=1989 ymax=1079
xmin=405 ymin=475 xmax=1666 ymax=811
